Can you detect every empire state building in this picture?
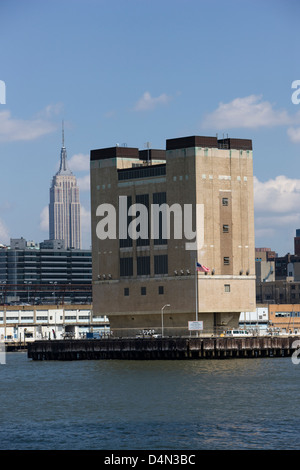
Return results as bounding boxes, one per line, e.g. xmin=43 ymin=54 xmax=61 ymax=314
xmin=49 ymin=126 xmax=81 ymax=249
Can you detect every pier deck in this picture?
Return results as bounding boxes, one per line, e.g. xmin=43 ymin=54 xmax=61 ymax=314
xmin=27 ymin=336 xmax=300 ymax=360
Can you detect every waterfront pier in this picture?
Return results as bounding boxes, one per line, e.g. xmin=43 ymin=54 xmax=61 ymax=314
xmin=27 ymin=336 xmax=300 ymax=360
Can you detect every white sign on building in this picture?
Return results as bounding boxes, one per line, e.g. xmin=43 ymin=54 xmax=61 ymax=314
xmin=188 ymin=321 xmax=203 ymax=331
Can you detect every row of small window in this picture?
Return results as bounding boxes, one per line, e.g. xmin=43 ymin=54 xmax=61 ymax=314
xmin=120 ymin=255 xmax=231 ymax=275
xmin=118 ymin=164 xmax=166 ymax=181
xmin=120 ymin=192 xmax=167 ymax=248
xmin=124 ymin=286 xmax=165 ymax=296
xmin=275 ymin=312 xmax=300 ymax=317
xmin=125 ymin=285 xmax=230 ymax=295
xmin=120 ymin=255 xmax=168 ymax=277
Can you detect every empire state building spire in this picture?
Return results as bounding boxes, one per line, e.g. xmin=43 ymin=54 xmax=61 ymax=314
xmin=49 ymin=123 xmax=81 ymax=249
xmin=57 ymin=121 xmax=72 ymax=176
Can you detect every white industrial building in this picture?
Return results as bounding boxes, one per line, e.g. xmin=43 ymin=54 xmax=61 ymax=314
xmin=239 ymin=306 xmax=269 ymax=334
xmin=0 ymin=305 xmax=109 ymax=342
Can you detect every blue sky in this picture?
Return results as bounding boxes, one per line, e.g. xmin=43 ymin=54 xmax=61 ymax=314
xmin=0 ymin=0 xmax=300 ymax=253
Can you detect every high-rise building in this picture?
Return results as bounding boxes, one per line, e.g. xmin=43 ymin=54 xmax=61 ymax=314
xmin=90 ymin=135 xmax=256 ymax=337
xmin=49 ymin=124 xmax=81 ymax=249
xmin=0 ymin=238 xmax=92 ymax=304
xmin=294 ymin=229 xmax=300 ymax=256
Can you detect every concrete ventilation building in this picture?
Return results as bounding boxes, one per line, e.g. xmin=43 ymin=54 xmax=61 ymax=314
xmin=49 ymin=124 xmax=81 ymax=249
xmin=90 ymin=135 xmax=256 ymax=336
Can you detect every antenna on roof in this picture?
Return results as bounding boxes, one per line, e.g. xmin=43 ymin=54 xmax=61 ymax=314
xmin=62 ymin=120 xmax=65 ymax=148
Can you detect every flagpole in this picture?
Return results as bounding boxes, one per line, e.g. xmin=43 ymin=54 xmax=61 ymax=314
xmin=195 ymin=258 xmax=198 ymax=322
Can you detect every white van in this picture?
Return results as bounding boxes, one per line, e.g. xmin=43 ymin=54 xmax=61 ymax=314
xmin=225 ymin=329 xmax=251 ymax=337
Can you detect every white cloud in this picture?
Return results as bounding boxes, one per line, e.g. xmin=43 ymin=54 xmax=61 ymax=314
xmin=104 ymin=110 xmax=116 ymax=118
xmin=80 ymin=205 xmax=91 ymax=249
xmin=37 ymin=102 xmax=64 ymax=118
xmin=77 ymin=174 xmax=90 ymax=192
xmin=39 ymin=206 xmax=49 ymax=232
xmin=203 ymin=95 xmax=292 ymax=129
xmin=287 ymin=127 xmax=300 ymax=143
xmin=0 ymin=109 xmax=57 ymax=142
xmin=0 ymin=218 xmax=10 ymax=244
xmin=81 ymin=205 xmax=91 ymax=230
xmin=254 ymin=227 xmax=276 ymax=240
xmin=253 ymin=175 xmax=300 ymax=252
xmin=254 ymin=175 xmax=300 ymax=214
xmin=134 ymin=91 xmax=172 ymax=111
xmin=68 ymin=153 xmax=89 ymax=172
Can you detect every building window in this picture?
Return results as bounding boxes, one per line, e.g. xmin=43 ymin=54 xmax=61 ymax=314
xmin=154 ymin=254 xmax=168 ymax=274
xmin=137 ymin=256 xmax=150 ymax=276
xmin=124 ymin=288 xmax=129 ymax=296
xmin=141 ymin=287 xmax=146 ymax=295
xmin=120 ymin=257 xmax=133 ymax=276
xmin=224 ymin=284 xmax=230 ymax=292
xmin=120 ymin=196 xmax=133 ymax=248
xmin=222 ymin=197 xmax=229 ymax=206
xmin=158 ymin=286 xmax=164 ymax=295
xmin=223 ymin=257 xmax=230 ymax=266
xmin=153 ymin=192 xmax=167 ymax=245
xmin=136 ymin=194 xmax=149 ymax=246
xmin=223 ymin=224 xmax=229 ymax=233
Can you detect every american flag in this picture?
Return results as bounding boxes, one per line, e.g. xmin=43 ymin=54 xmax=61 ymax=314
xmin=196 ymin=262 xmax=210 ymax=272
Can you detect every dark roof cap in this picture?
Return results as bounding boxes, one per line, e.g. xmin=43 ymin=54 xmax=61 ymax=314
xmin=90 ymin=146 xmax=139 ymax=161
xmin=166 ymin=136 xmax=218 ymax=150
xmin=218 ymin=138 xmax=252 ymax=150
xmin=139 ymin=149 xmax=166 ymax=161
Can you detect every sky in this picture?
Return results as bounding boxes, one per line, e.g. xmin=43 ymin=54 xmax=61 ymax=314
xmin=0 ymin=0 xmax=300 ymax=254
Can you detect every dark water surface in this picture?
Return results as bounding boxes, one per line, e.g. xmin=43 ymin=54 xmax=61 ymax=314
xmin=0 ymin=352 xmax=299 ymax=450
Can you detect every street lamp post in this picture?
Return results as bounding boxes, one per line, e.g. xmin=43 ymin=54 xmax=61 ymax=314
xmin=1 ymin=281 xmax=6 ymax=305
xmin=161 ymin=304 xmax=170 ymax=338
xmin=50 ymin=281 xmax=57 ymax=305
xmin=24 ymin=281 xmax=32 ymax=304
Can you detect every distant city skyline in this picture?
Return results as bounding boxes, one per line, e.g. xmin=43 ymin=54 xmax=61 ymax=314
xmin=0 ymin=0 xmax=299 ymax=255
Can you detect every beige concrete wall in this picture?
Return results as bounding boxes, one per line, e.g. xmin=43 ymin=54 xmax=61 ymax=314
xmin=109 ymin=312 xmax=240 ymax=337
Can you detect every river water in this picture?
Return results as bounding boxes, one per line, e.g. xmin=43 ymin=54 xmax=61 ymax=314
xmin=0 ymin=352 xmax=299 ymax=450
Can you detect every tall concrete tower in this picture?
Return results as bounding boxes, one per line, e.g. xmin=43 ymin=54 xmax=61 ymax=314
xmin=90 ymin=136 xmax=255 ymax=337
xmin=49 ymin=123 xmax=81 ymax=249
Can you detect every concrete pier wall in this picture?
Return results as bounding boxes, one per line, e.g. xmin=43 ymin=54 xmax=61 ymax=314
xmin=27 ymin=336 xmax=300 ymax=360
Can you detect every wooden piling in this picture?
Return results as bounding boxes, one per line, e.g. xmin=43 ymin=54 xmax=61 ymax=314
xmin=27 ymin=335 xmax=300 ymax=360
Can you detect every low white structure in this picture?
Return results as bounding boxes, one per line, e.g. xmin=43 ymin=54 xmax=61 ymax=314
xmin=239 ymin=306 xmax=269 ymax=334
xmin=0 ymin=305 xmax=109 ymax=342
